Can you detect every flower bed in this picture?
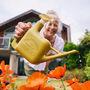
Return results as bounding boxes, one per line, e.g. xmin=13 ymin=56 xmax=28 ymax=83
xmin=0 ymin=61 xmax=90 ymax=90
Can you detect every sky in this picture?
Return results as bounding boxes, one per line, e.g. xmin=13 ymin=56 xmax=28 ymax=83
xmin=0 ymin=0 xmax=90 ymax=44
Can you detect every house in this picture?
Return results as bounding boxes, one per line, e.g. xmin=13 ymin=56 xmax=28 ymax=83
xmin=0 ymin=9 xmax=71 ymax=75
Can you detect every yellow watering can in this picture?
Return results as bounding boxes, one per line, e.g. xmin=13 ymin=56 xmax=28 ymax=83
xmin=11 ymin=14 xmax=78 ymax=64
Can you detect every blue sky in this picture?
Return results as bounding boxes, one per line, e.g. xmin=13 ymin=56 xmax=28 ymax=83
xmin=0 ymin=0 xmax=90 ymax=44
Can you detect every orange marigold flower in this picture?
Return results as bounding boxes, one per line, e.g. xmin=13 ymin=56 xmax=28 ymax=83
xmin=80 ymin=81 xmax=90 ymax=90
xmin=5 ymin=65 xmax=14 ymax=74
xmin=0 ymin=61 xmax=14 ymax=77
xmin=65 ymin=78 xmax=79 ymax=86
xmin=0 ymin=61 xmax=6 ymax=77
xmin=18 ymin=85 xmax=54 ymax=90
xmin=17 ymin=85 xmax=37 ymax=90
xmin=66 ymin=79 xmax=90 ymax=90
xmin=18 ymin=72 xmax=54 ymax=90
xmin=27 ymin=72 xmax=48 ymax=87
xmin=41 ymin=85 xmax=54 ymax=90
xmin=47 ymin=64 xmax=66 ymax=79
xmin=71 ymin=82 xmax=81 ymax=90
xmin=1 ymin=75 xmax=17 ymax=90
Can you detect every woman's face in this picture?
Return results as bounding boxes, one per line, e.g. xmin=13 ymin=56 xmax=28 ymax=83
xmin=44 ymin=18 xmax=58 ymax=39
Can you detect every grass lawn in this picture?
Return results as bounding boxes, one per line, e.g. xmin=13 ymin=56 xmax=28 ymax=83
xmin=9 ymin=78 xmax=27 ymax=90
xmin=9 ymin=78 xmax=72 ymax=90
xmin=47 ymin=79 xmax=72 ymax=90
xmin=15 ymin=78 xmax=27 ymax=87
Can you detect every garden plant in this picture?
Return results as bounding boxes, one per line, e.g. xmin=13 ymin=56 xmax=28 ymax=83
xmin=0 ymin=61 xmax=90 ymax=90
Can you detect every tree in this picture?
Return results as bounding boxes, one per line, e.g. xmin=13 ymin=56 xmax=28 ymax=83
xmin=78 ymin=29 xmax=90 ymax=66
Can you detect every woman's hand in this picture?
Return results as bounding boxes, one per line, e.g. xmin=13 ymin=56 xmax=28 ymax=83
xmin=14 ymin=22 xmax=32 ymax=39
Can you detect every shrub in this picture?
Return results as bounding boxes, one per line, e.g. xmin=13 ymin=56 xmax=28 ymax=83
xmin=84 ymin=52 xmax=90 ymax=80
xmin=85 ymin=51 xmax=90 ymax=67
xmin=60 ymin=42 xmax=80 ymax=70
xmin=62 ymin=68 xmax=87 ymax=83
xmin=78 ymin=30 xmax=90 ymax=67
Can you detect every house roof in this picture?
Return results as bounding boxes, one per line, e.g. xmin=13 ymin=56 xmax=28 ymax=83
xmin=0 ymin=9 xmax=41 ymax=32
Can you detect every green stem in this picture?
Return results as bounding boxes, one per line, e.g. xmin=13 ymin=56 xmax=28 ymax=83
xmin=0 ymin=80 xmax=2 ymax=90
xmin=61 ymin=79 xmax=66 ymax=90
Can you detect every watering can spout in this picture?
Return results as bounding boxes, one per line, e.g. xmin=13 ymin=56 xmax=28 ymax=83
xmin=41 ymin=50 xmax=78 ymax=62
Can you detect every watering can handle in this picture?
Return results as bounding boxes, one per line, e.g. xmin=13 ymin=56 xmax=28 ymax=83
xmin=12 ymin=14 xmax=51 ymax=49
xmin=42 ymin=46 xmax=78 ymax=61
xmin=11 ymin=26 xmax=32 ymax=49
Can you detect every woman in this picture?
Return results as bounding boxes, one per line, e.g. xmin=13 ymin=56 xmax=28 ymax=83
xmin=14 ymin=10 xmax=64 ymax=76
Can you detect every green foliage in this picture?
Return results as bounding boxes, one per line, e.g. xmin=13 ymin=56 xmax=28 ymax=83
xmin=60 ymin=30 xmax=90 ymax=69
xmin=9 ymin=79 xmax=27 ymax=90
xmin=47 ymin=79 xmax=72 ymax=90
xmin=64 ymin=42 xmax=78 ymax=51
xmin=10 ymin=37 xmax=14 ymax=42
xmin=85 ymin=52 xmax=90 ymax=67
xmin=60 ymin=42 xmax=80 ymax=70
xmin=9 ymin=83 xmax=18 ymax=90
xmin=9 ymin=37 xmax=14 ymax=50
xmin=84 ymin=67 xmax=90 ymax=80
xmin=9 ymin=37 xmax=14 ymax=46
xmin=84 ymin=52 xmax=90 ymax=80
xmin=78 ymin=30 xmax=90 ymax=66
xmin=63 ymin=69 xmax=87 ymax=83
